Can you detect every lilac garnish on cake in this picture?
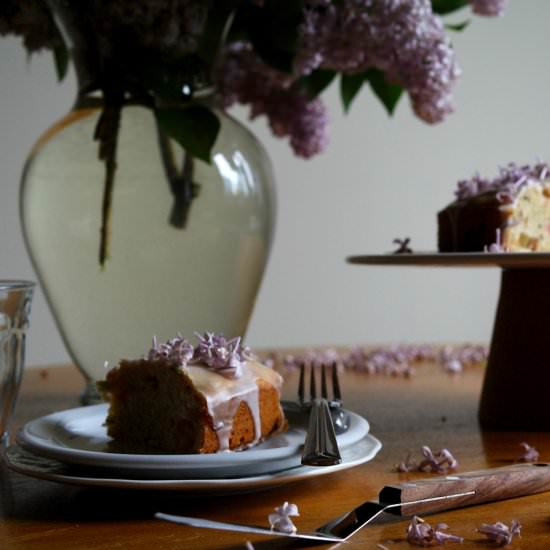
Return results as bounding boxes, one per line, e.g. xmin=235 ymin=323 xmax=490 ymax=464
xmin=147 ymin=334 xmax=194 ymax=364
xmin=268 ymin=502 xmax=299 ymax=534
xmin=191 ymin=332 xmax=254 ymax=379
xmin=519 ymin=442 xmax=540 ymax=462
xmin=455 ymin=162 xmax=550 ymax=202
xmin=406 ymin=516 xmax=463 ymax=546
xmin=477 ymin=520 xmax=521 ymax=546
xmin=146 ymin=332 xmax=254 ymax=379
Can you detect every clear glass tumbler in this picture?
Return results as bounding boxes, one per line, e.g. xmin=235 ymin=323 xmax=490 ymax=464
xmin=0 ymin=281 xmax=35 ymax=449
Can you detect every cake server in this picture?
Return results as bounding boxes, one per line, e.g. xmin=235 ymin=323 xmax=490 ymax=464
xmin=156 ymin=462 xmax=550 ymax=543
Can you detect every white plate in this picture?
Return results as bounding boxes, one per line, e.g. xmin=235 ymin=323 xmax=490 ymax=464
xmin=6 ymin=434 xmax=381 ymax=493
xmin=347 ymin=252 xmax=550 ymax=268
xmin=16 ymin=404 xmax=369 ymax=479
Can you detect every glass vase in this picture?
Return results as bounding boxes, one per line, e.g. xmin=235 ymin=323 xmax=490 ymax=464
xmin=20 ymin=99 xmax=276 ymax=403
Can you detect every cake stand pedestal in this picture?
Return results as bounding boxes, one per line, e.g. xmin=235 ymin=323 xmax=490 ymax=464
xmin=348 ymin=252 xmax=550 ymax=431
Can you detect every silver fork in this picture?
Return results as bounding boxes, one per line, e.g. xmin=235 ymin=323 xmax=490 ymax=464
xmin=299 ymin=362 xmax=342 ymax=466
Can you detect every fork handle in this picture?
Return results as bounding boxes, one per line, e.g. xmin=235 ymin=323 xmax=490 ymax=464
xmin=301 ymin=398 xmax=342 ymax=467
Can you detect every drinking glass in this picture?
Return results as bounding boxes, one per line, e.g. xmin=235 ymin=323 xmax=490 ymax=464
xmin=0 ymin=281 xmax=35 ymax=450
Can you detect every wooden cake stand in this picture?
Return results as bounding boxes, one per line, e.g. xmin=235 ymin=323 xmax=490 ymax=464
xmin=348 ymin=252 xmax=550 ymax=431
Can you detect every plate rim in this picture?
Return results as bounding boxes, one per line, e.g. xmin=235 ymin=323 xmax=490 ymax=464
xmin=6 ymin=433 xmax=382 ymax=492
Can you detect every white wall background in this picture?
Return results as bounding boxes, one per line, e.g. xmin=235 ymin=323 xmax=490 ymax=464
xmin=1 ymin=2 xmax=548 ymax=366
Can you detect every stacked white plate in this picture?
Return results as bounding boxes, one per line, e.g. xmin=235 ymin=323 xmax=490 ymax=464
xmin=7 ymin=404 xmax=381 ymax=493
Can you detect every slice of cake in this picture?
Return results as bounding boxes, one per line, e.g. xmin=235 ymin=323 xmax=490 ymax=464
xmin=438 ymin=162 xmax=550 ymax=252
xmin=97 ymin=333 xmax=286 ymax=453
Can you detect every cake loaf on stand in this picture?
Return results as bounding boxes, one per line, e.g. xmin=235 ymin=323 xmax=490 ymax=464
xmin=438 ymin=162 xmax=550 ymax=252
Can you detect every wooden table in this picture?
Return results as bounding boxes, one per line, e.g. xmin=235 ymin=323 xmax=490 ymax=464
xmin=2 ymin=356 xmax=550 ymax=549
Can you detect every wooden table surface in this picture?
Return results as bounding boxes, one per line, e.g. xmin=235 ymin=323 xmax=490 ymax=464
xmin=2 ymin=355 xmax=550 ymax=549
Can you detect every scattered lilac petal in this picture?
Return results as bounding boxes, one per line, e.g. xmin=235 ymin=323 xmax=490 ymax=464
xmin=477 ymin=520 xmax=521 ymax=546
xmin=519 ymin=442 xmax=540 ymax=462
xmin=418 ymin=446 xmax=458 ymax=473
xmin=245 ymin=542 xmax=255 ymax=550
xmin=407 ymin=516 xmax=463 ymax=546
xmin=269 ymin=502 xmax=299 ymax=534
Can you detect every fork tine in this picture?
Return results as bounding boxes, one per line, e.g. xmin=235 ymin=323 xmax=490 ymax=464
xmin=310 ymin=362 xmax=317 ymax=400
xmin=298 ymin=361 xmax=305 ymax=406
xmin=321 ymin=363 xmax=328 ymax=399
xmin=331 ymin=362 xmax=342 ymax=402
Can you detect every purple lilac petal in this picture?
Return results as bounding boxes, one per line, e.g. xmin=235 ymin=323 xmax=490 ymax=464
xmin=268 ymin=502 xmax=299 ymax=534
xmin=477 ymin=520 xmax=521 ymax=546
xmin=519 ymin=442 xmax=540 ymax=462
xmin=407 ymin=516 xmax=463 ymax=546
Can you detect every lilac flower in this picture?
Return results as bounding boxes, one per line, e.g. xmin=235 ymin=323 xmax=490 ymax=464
xmin=407 ymin=516 xmax=464 ymax=546
xmin=477 ymin=520 xmax=521 ymax=546
xmin=91 ymin=0 xmax=209 ymax=57
xmin=296 ymin=0 xmax=461 ymax=124
xmin=393 ymin=238 xmax=413 ymax=254
xmin=469 ymin=0 xmax=508 ymax=17
xmin=418 ymin=446 xmax=458 ymax=473
xmin=245 ymin=542 xmax=255 ymax=550
xmin=455 ymin=162 xmax=550 ymax=201
xmin=0 ymin=0 xmax=61 ymax=53
xmin=216 ymin=42 xmax=328 ymax=158
xmin=191 ymin=332 xmax=253 ymax=379
xmin=519 ymin=442 xmax=540 ymax=463
xmin=147 ymin=334 xmax=194 ymax=364
xmin=268 ymin=502 xmax=300 ymax=534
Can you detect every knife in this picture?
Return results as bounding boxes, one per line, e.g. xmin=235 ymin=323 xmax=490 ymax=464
xmin=156 ymin=462 xmax=550 ymax=543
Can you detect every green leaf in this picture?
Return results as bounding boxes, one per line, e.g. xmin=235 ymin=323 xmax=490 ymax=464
xmin=365 ymin=69 xmax=403 ymax=116
xmin=445 ymin=19 xmax=471 ymax=31
xmin=300 ymin=69 xmax=336 ymax=99
xmin=52 ymin=42 xmax=69 ymax=82
xmin=340 ymin=73 xmax=365 ymax=113
xmin=431 ymin=0 xmax=469 ymax=15
xmin=155 ymin=105 xmax=221 ymax=163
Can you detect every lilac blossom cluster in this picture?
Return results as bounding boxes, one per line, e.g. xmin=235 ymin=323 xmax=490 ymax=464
xmin=216 ymin=42 xmax=328 ymax=158
xmin=455 ymin=162 xmax=550 ymax=202
xmin=191 ymin=333 xmax=253 ymax=379
xmin=268 ymin=502 xmax=300 ymax=534
xmin=277 ymin=344 xmax=486 ymax=378
xmin=91 ymin=0 xmax=209 ymax=58
xmin=477 ymin=520 xmax=521 ymax=546
xmin=2 ymin=1 xmax=507 ymax=160
xmin=147 ymin=332 xmax=253 ymax=379
xmin=394 ymin=445 xmax=458 ymax=473
xmin=406 ymin=516 xmax=464 ymax=546
xmin=147 ymin=334 xmax=194 ymax=363
xmin=296 ymin=0 xmax=461 ymax=124
xmin=0 ymin=0 xmax=61 ymax=53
